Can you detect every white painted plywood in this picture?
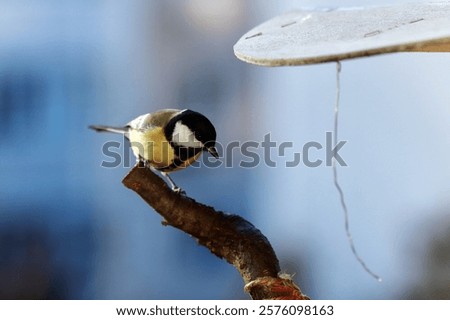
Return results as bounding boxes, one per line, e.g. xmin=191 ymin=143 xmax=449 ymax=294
xmin=234 ymin=2 xmax=450 ymax=66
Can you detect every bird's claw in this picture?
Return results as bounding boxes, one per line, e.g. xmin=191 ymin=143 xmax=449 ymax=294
xmin=172 ymin=187 xmax=186 ymax=195
xmin=137 ymin=161 xmax=185 ymax=195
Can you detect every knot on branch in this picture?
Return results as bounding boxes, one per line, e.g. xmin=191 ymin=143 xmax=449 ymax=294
xmin=244 ymin=275 xmax=310 ymax=300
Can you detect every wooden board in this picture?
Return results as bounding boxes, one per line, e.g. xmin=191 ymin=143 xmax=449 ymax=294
xmin=234 ymin=2 xmax=450 ymax=66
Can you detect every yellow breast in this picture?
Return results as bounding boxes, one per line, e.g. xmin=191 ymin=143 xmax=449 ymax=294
xmin=128 ymin=127 xmax=174 ymax=167
xmin=128 ymin=127 xmax=201 ymax=171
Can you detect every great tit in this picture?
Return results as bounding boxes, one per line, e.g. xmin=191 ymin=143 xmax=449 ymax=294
xmin=89 ymin=109 xmax=219 ymax=192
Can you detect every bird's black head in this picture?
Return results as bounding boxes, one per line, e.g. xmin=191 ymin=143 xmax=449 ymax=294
xmin=165 ymin=109 xmax=219 ymax=159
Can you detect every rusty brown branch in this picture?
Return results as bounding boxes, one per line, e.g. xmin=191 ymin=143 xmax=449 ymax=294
xmin=122 ymin=164 xmax=309 ymax=300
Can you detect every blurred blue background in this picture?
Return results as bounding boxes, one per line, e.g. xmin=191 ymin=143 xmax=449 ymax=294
xmin=0 ymin=0 xmax=449 ymax=299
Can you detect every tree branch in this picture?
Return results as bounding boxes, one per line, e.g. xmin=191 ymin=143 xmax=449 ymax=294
xmin=122 ymin=164 xmax=309 ymax=300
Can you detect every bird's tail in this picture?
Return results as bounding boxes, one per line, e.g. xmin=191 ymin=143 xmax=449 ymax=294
xmin=88 ymin=125 xmax=128 ymax=135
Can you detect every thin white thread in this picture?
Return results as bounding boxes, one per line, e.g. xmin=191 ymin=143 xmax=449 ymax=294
xmin=333 ymin=61 xmax=382 ymax=282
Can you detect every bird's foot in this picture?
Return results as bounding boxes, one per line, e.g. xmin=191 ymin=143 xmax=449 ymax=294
xmin=172 ymin=187 xmax=186 ymax=195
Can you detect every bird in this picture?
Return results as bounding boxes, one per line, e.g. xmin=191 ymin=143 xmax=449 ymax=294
xmin=89 ymin=109 xmax=219 ymax=192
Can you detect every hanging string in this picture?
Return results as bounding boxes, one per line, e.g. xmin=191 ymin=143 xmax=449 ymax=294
xmin=333 ymin=61 xmax=382 ymax=282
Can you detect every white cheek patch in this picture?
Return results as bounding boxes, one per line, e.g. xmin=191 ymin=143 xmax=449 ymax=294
xmin=172 ymin=122 xmax=203 ymax=148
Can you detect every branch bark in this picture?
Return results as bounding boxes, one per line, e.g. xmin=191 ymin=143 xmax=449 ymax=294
xmin=122 ymin=164 xmax=309 ymax=300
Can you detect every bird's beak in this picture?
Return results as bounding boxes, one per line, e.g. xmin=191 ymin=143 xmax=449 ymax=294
xmin=207 ymin=146 xmax=219 ymax=159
